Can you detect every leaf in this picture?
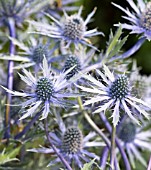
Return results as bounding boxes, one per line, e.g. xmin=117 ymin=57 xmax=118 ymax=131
xmin=0 ymin=147 xmax=20 ymax=165
xmin=81 ymin=159 xmax=102 ymax=170
xmin=106 ymin=25 xmax=122 ymax=57
xmin=0 ymin=55 xmax=30 ymax=62
xmin=108 ymin=35 xmax=128 ymax=58
xmin=8 ymin=36 xmax=29 ymax=53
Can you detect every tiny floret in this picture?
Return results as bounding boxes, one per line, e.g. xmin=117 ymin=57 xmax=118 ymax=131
xmin=36 ymin=78 xmax=54 ymax=102
xmin=61 ymin=127 xmax=83 ymax=154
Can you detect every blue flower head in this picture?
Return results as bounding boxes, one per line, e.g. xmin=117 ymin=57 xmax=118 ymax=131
xmin=29 ymin=7 xmax=104 ymax=50
xmin=77 ymin=65 xmax=150 ymax=126
xmin=0 ymin=0 xmax=49 ymax=26
xmin=28 ymin=123 xmax=104 ymax=168
xmin=117 ymin=118 xmax=151 ymax=168
xmin=113 ymin=0 xmax=151 ymax=40
xmin=1 ymin=57 xmax=81 ymax=120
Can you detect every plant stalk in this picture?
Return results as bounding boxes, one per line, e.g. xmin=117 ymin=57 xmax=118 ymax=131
xmin=100 ymin=113 xmax=131 ymax=170
xmin=44 ymin=118 xmax=72 ymax=170
xmin=4 ymin=17 xmax=16 ymax=139
xmin=110 ymin=125 xmax=116 ymax=170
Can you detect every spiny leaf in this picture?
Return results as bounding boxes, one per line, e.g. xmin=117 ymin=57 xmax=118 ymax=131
xmin=0 ymin=147 xmax=21 ymax=165
xmin=106 ymin=25 xmax=122 ymax=57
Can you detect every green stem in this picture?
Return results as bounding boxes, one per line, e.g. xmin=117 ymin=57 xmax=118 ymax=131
xmin=110 ymin=125 xmax=116 ymax=170
xmin=77 ymin=97 xmax=110 ymax=147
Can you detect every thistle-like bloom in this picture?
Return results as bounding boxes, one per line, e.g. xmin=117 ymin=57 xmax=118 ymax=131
xmin=62 ymin=49 xmax=100 ymax=80
xmin=117 ymin=118 xmax=151 ymax=168
xmin=113 ymin=0 xmax=151 ymax=40
xmin=4 ymin=36 xmax=58 ymax=69
xmin=130 ymin=61 xmax=151 ymax=100
xmin=28 ymin=125 xmax=104 ymax=168
xmin=1 ymin=57 xmax=80 ymax=120
xmin=28 ymin=7 xmax=104 ymax=49
xmin=0 ymin=0 xmax=49 ymax=26
xmin=77 ymin=65 xmax=150 ymax=126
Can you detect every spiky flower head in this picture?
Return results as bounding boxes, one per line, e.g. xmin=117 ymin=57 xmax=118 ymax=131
xmin=131 ymin=78 xmax=147 ymax=99
xmin=29 ymin=7 xmax=104 ymax=50
xmin=64 ymin=55 xmax=81 ymax=79
xmin=112 ymin=0 xmax=151 ymax=40
xmin=117 ymin=121 xmax=136 ymax=143
xmin=77 ymin=65 xmax=150 ymax=126
xmin=36 ymin=77 xmax=54 ymax=101
xmin=28 ymin=122 xmax=103 ymax=168
xmin=32 ymin=45 xmax=49 ymax=64
xmin=140 ymin=2 xmax=151 ymax=31
xmin=63 ymin=15 xmax=85 ymax=40
xmin=61 ymin=127 xmax=83 ymax=154
xmin=1 ymin=57 xmax=81 ymax=120
xmin=109 ymin=75 xmax=129 ymax=100
xmin=129 ymin=61 xmax=151 ymax=100
xmin=0 ymin=0 xmax=49 ymax=26
xmin=117 ymin=118 xmax=151 ymax=168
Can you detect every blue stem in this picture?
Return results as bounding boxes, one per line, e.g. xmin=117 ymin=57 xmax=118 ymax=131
xmin=109 ymin=37 xmax=145 ymax=62
xmin=100 ymin=113 xmax=131 ymax=170
xmin=44 ymin=119 xmax=72 ymax=170
xmin=4 ymin=18 xmax=16 ymax=139
xmin=100 ymin=146 xmax=109 ymax=169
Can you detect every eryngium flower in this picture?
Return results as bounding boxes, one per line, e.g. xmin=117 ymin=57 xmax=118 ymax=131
xmin=0 ymin=0 xmax=49 ymax=26
xmin=63 ymin=55 xmax=81 ymax=80
xmin=112 ymin=0 xmax=151 ymax=40
xmin=6 ymin=36 xmax=58 ymax=69
xmin=77 ymin=65 xmax=150 ymax=126
xmin=28 ymin=7 xmax=104 ymax=49
xmin=28 ymin=126 xmax=104 ymax=168
xmin=62 ymin=49 xmax=102 ymax=80
xmin=1 ymin=57 xmax=80 ymax=120
xmin=117 ymin=119 xmax=151 ymax=168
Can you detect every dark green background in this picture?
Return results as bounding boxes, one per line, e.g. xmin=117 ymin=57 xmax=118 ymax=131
xmin=82 ymin=0 xmax=151 ymax=75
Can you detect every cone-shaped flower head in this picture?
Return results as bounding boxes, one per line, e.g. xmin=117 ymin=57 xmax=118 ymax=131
xmin=63 ymin=15 xmax=85 ymax=40
xmin=109 ymin=75 xmax=129 ymax=100
xmin=117 ymin=121 xmax=136 ymax=143
xmin=36 ymin=77 xmax=54 ymax=101
xmin=63 ymin=55 xmax=81 ymax=80
xmin=32 ymin=45 xmax=49 ymax=64
xmin=140 ymin=2 xmax=151 ymax=31
xmin=61 ymin=127 xmax=83 ymax=154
